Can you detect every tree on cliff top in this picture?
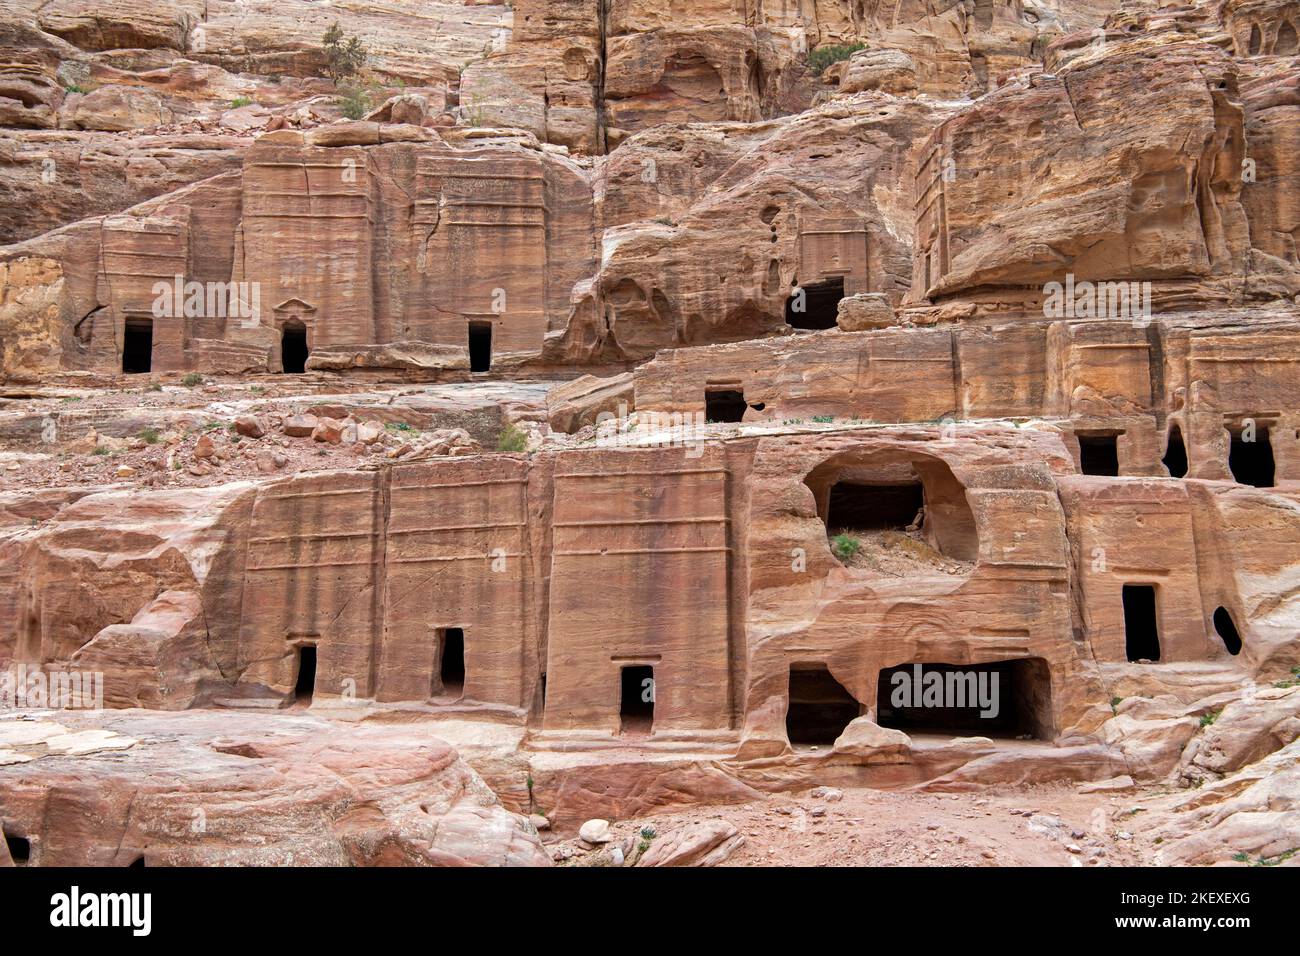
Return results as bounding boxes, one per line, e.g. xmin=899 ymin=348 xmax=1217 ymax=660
xmin=322 ymin=22 xmax=367 ymax=83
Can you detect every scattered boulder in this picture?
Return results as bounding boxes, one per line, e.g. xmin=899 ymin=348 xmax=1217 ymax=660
xmin=283 ymin=414 xmax=318 ymax=437
xmin=832 ymin=718 xmax=912 ymax=763
xmin=837 ymin=293 xmax=897 ymax=331
xmin=192 ymin=435 xmax=217 ymax=460
xmin=234 ymin=415 xmax=266 ymax=439
xmin=636 ymin=821 xmax=743 ymax=867
xmin=578 ymin=818 xmax=612 ymax=844
xmin=356 ymin=420 xmax=385 ymax=445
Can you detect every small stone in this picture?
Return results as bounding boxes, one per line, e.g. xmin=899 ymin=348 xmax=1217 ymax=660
xmin=810 ymin=786 xmax=843 ymax=802
xmin=192 ymin=435 xmax=217 ymax=460
xmin=283 ymin=414 xmax=318 ymax=437
xmin=234 ymin=414 xmax=266 ymax=439
xmin=356 ymin=420 xmax=385 ymax=444
xmin=312 ymin=418 xmax=346 ymax=444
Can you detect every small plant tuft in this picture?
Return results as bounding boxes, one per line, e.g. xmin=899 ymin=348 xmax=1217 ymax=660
xmin=808 ymin=43 xmax=865 ymax=75
xmin=337 ymin=82 xmax=373 ymax=120
xmin=496 ymin=423 xmax=528 ymax=453
xmin=229 ymin=96 xmax=253 ymax=109
xmin=182 ymin=372 xmax=204 ymax=388
xmin=831 ymin=533 xmax=861 ymax=561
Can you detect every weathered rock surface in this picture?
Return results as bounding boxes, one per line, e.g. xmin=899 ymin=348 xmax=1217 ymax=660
xmin=0 ymin=709 xmax=550 ymax=866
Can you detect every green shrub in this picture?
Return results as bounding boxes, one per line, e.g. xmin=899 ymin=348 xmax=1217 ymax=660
xmin=385 ymin=421 xmax=418 ymax=436
xmin=337 ymin=83 xmax=372 ymax=120
xmin=831 ymin=533 xmax=861 ymax=561
xmin=229 ymin=96 xmax=253 ymax=109
xmin=182 ymin=372 xmax=204 ymax=388
xmin=496 ymin=423 xmax=528 ymax=453
xmin=808 ymin=43 xmax=865 ymax=75
xmin=64 ymin=83 xmax=89 ymax=95
xmin=138 ymin=428 xmax=161 ymax=445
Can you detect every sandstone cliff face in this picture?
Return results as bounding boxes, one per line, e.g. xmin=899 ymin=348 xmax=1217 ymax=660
xmin=0 ymin=0 xmax=1299 ymax=870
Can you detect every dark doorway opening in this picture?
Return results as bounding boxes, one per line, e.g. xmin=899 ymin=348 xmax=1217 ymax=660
xmin=876 ymin=659 xmax=1049 ymax=739
xmin=281 ymin=321 xmax=308 ymax=373
xmin=620 ymin=665 xmax=654 ymax=735
xmin=786 ymin=664 xmax=860 ymax=745
xmin=1213 ymin=606 xmax=1243 ymax=656
xmin=128 ymin=855 xmax=146 ymax=868
xmin=1229 ymin=428 xmax=1274 ymax=487
xmin=5 ymin=830 xmax=30 ymax=865
xmin=785 ymin=277 xmax=844 ymax=330
xmin=122 ymin=318 xmax=153 ymax=373
xmin=1163 ymin=425 xmax=1188 ymax=478
xmin=705 ymin=387 xmax=747 ymax=423
xmin=439 ymin=627 xmax=465 ymax=697
xmin=1123 ymin=584 xmax=1161 ymax=662
xmin=826 ymin=481 xmax=923 ymax=531
xmin=1078 ymin=432 xmax=1120 ymax=476
xmin=294 ymin=644 xmax=317 ymax=702
xmin=468 ymin=321 xmax=492 ymax=372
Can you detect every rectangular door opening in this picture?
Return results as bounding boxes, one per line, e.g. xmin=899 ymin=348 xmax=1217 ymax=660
xmin=122 ymin=317 xmax=153 ymax=374
xmin=294 ymin=644 xmax=317 ymax=703
xmin=1078 ymin=432 xmax=1120 ymax=476
xmin=281 ymin=321 xmax=308 ymax=373
xmin=785 ymin=277 xmax=844 ymax=330
xmin=1229 ymin=428 xmax=1274 ymax=487
xmin=826 ymin=481 xmax=924 ymax=531
xmin=619 ymin=665 xmax=654 ymax=736
xmin=438 ymin=627 xmax=465 ymax=698
xmin=468 ymin=321 xmax=492 ymax=373
xmin=705 ymin=387 xmax=747 ymax=423
xmin=1122 ymin=584 xmax=1161 ymax=662
xmin=875 ymin=660 xmax=1050 ymax=739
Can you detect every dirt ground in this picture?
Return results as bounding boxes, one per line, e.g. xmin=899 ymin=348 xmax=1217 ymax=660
xmin=549 ymin=783 xmax=1159 ymax=867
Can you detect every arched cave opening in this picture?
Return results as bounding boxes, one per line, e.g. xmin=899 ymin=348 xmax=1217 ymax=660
xmin=1163 ymin=425 xmax=1188 ymax=478
xmin=806 ymin=451 xmax=980 ymax=569
xmin=786 ymin=663 xmax=861 ymax=746
xmin=1277 ymin=21 xmax=1298 ymax=55
xmin=1213 ymin=606 xmax=1243 ymax=656
xmin=876 ymin=659 xmax=1052 ymax=740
